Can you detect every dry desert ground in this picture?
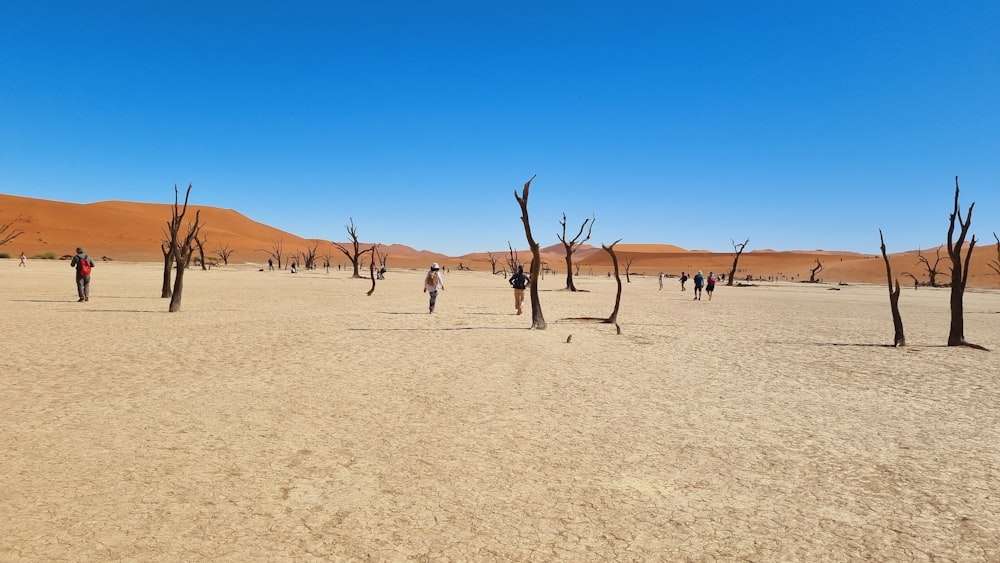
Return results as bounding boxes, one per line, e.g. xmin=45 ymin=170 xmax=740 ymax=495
xmin=2 ymin=259 xmax=999 ymax=561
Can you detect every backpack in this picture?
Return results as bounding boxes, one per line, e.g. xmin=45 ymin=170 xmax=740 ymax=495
xmin=79 ymin=255 xmax=92 ymax=276
xmin=426 ymin=271 xmax=438 ymax=286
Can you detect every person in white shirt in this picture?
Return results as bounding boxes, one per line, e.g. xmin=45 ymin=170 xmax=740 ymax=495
xmin=423 ymin=262 xmax=445 ymax=313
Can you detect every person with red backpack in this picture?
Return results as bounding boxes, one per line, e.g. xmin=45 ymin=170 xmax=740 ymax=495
xmin=70 ymin=247 xmax=94 ymax=302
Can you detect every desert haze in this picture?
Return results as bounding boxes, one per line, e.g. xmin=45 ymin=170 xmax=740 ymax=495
xmin=1 ymin=194 xmax=999 ymax=561
xmin=2 ymin=193 xmax=999 ymax=286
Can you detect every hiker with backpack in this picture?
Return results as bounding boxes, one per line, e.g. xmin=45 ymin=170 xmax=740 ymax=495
xmin=70 ymin=247 xmax=94 ymax=302
xmin=423 ymin=262 xmax=444 ymax=313
xmin=508 ymin=265 xmax=530 ymax=315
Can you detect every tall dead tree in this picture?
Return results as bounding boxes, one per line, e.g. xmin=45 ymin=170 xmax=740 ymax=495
xmin=988 ymin=232 xmax=1000 ymax=282
xmin=487 ymin=251 xmax=499 ymax=274
xmin=166 ymin=183 xmax=202 ymax=313
xmin=727 ymin=238 xmax=750 ymax=286
xmin=159 ymin=238 xmax=174 ymax=298
xmin=879 ymin=229 xmax=905 ymax=347
xmin=557 ymin=212 xmax=594 ymax=291
xmin=603 ymin=240 xmax=624 ymax=331
xmin=333 ymin=218 xmax=372 ymax=278
xmin=514 ymin=176 xmax=546 ymax=329
xmin=809 ymin=259 xmax=824 ymax=283
xmin=0 ymin=214 xmax=24 ymax=247
xmin=214 ymin=242 xmax=235 ymax=265
xmin=946 ymin=177 xmax=978 ymax=347
xmin=916 ymin=246 xmax=945 ymax=287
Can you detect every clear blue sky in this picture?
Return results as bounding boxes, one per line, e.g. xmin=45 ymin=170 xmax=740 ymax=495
xmin=2 ymin=1 xmax=997 ymax=255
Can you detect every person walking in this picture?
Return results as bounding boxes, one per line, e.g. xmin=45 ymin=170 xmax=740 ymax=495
xmin=693 ymin=270 xmax=704 ymax=301
xmin=423 ymin=262 xmax=444 ymax=313
xmin=19 ymin=251 xmax=27 ymax=267
xmin=508 ymin=265 xmax=530 ymax=315
xmin=658 ymin=271 xmax=664 ymax=290
xmin=680 ymin=272 xmax=688 ymax=291
xmin=706 ymin=271 xmax=717 ymax=300
xmin=70 ymin=247 xmax=94 ymax=302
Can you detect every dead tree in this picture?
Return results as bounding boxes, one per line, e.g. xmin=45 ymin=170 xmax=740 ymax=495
xmin=0 ymin=214 xmax=24 ymax=247
xmin=487 ymin=251 xmax=499 ymax=275
xmin=302 ymin=242 xmax=318 ymax=270
xmin=260 ymin=239 xmax=284 ymax=270
xmin=506 ymin=242 xmax=521 ymax=275
xmin=514 ymin=175 xmax=546 ymax=329
xmin=366 ymin=245 xmax=379 ymax=296
xmin=902 ymin=271 xmax=920 ymax=289
xmin=333 ymin=218 xmax=372 ymax=278
xmin=603 ymin=240 xmax=623 ymax=332
xmin=166 ymin=183 xmax=203 ymax=313
xmin=159 ymin=238 xmax=174 ymax=298
xmin=320 ymin=247 xmax=334 ymax=273
xmin=193 ymin=232 xmax=209 ymax=270
xmin=727 ymin=238 xmax=750 ymax=286
xmin=916 ymin=246 xmax=945 ymax=287
xmin=214 ymin=242 xmax=235 ymax=265
xmin=809 ymin=259 xmax=824 ymax=283
xmin=623 ymin=255 xmax=638 ymax=283
xmin=988 ymin=232 xmax=1000 ymax=282
xmin=945 ymin=177 xmax=979 ymax=347
xmin=879 ymin=229 xmax=905 ymax=347
xmin=557 ymin=212 xmax=595 ymax=291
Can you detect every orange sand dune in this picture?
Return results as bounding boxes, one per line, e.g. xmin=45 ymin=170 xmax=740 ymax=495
xmin=0 ymin=194 xmax=447 ymax=268
xmin=2 ymin=194 xmax=998 ymax=286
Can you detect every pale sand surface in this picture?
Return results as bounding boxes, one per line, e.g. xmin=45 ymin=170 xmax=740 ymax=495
xmin=2 ymin=260 xmax=999 ymax=561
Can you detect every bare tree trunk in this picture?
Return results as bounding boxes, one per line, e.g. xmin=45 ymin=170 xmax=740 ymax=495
xmin=515 ymin=176 xmax=546 ymax=329
xmin=946 ymin=176 xmax=978 ymax=347
xmin=160 ymin=241 xmax=173 ymax=298
xmin=727 ymin=238 xmax=749 ymax=286
xmin=603 ymin=240 xmax=623 ymax=328
xmin=366 ymin=245 xmax=378 ymax=295
xmin=194 ymin=233 xmax=208 ymax=270
xmin=809 ymin=260 xmax=823 ymax=283
xmin=624 ymin=256 xmax=637 ymax=283
xmin=879 ymin=229 xmax=905 ymax=347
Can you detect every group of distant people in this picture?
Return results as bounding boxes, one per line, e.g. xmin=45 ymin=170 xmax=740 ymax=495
xmin=663 ymin=270 xmax=718 ymax=301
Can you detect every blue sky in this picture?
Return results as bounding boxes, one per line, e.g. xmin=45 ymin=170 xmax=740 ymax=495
xmin=2 ymin=1 xmax=997 ymax=255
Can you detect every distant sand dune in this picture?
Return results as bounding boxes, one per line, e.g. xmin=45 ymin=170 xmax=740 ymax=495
xmin=2 ymin=193 xmax=998 ymax=287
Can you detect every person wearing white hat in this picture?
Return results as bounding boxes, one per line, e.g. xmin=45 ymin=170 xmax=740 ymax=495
xmin=423 ymin=262 xmax=445 ymax=313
